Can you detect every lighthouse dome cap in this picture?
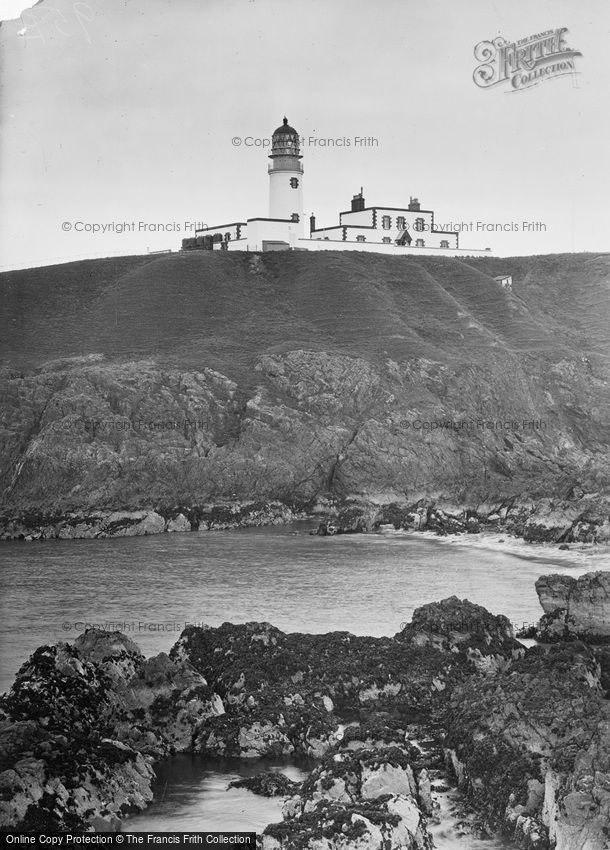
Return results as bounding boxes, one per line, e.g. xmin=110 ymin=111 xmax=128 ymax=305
xmin=273 ymin=117 xmax=298 ymax=135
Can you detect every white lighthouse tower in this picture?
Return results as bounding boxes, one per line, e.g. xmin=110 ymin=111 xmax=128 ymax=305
xmin=268 ymin=117 xmax=304 ymax=235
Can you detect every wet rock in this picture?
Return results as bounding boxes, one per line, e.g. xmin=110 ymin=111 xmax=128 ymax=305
xmin=521 ymin=499 xmax=584 ymax=543
xmin=263 ymin=744 xmax=432 ymax=849
xmin=263 ymin=795 xmax=431 ymax=850
xmin=396 ymin=596 xmax=523 ymax=672
xmin=171 ymin=612 xmax=495 ymax=760
xmin=229 ymin=771 xmax=300 ymax=797
xmin=444 ymin=641 xmax=610 ymax=849
xmin=0 ymin=501 xmax=307 ymax=542
xmin=0 ymin=630 xmax=223 ymax=831
xmin=519 ymin=497 xmax=610 ymax=545
xmin=102 ymin=510 xmax=166 ymax=537
xmin=166 ymin=513 xmax=191 ymax=533
xmin=172 ymin=601 xmax=522 ymax=767
xmin=313 ymin=505 xmax=378 ymax=536
xmin=426 ymin=508 xmax=466 ymax=535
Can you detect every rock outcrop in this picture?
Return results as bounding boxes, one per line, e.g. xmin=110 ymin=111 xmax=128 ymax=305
xmin=311 ymin=496 xmax=610 ymax=545
xmin=0 ymin=630 xmax=224 ymax=831
xmin=229 ymin=772 xmax=300 ymax=798
xmin=263 ymin=746 xmax=432 ymax=850
xmin=444 ymin=642 xmax=610 ymax=850
xmin=533 ymin=571 xmax=610 ymax=641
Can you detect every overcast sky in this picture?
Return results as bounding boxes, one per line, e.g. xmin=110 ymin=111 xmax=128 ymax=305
xmin=1 ymin=0 xmax=609 ymax=268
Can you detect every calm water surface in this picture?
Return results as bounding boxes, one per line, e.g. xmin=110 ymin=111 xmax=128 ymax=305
xmin=0 ymin=524 xmax=602 ymax=847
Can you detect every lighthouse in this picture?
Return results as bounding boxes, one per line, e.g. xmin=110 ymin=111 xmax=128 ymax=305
xmin=268 ymin=117 xmax=304 ymax=234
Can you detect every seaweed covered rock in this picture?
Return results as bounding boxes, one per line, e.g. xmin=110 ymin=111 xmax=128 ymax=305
xmin=0 ymin=642 xmax=154 ymax=831
xmin=0 ymin=630 xmax=224 ymax=831
xmin=170 ymin=611 xmax=503 ymax=761
xmin=444 ymin=641 xmax=610 ymax=849
xmin=263 ymin=796 xmax=431 ymax=850
xmin=263 ymin=743 xmax=432 ymax=849
xmin=229 ymin=771 xmax=300 ymax=797
xmin=294 ymin=746 xmax=420 ymax=808
xmin=313 ymin=504 xmax=379 ymax=536
xmin=396 ymin=596 xmax=523 ymax=674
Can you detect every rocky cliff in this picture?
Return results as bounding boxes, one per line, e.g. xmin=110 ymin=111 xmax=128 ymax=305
xmin=1 ymin=251 xmax=608 ymax=535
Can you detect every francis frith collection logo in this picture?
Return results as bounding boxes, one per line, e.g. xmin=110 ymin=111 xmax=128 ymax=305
xmin=473 ymin=27 xmax=582 ymax=91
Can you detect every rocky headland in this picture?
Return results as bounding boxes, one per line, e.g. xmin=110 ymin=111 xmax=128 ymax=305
xmin=1 ymin=575 xmax=609 ymax=848
xmin=1 ymin=251 xmax=609 ymax=545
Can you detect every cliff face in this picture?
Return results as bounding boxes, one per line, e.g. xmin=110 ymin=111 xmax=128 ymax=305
xmin=0 ymin=251 xmax=608 ymax=518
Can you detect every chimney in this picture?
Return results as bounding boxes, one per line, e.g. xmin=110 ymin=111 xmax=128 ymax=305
xmin=408 ymin=197 xmax=420 ymax=211
xmin=351 ymin=189 xmax=365 ymax=212
xmin=310 ymin=213 xmax=316 ymax=233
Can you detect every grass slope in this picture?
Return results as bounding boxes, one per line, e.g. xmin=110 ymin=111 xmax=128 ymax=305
xmin=2 ymin=252 xmax=608 ymax=387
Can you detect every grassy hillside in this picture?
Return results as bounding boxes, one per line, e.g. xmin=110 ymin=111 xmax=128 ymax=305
xmin=2 ymin=251 xmax=608 ymax=379
xmin=0 ymin=251 xmax=608 ymax=512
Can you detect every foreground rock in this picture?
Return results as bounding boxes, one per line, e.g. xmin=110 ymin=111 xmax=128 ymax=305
xmin=170 ymin=601 xmax=521 ymax=762
xmin=0 ymin=599 xmax=518 ymax=834
xmin=444 ymin=642 xmax=610 ymax=850
xmin=532 ymin=571 xmax=610 ymax=642
xmin=1 ymin=592 xmax=609 ymax=846
xmin=0 ymin=631 xmax=224 ymax=830
xmin=262 ymin=740 xmax=433 ymax=850
xmin=229 ymin=772 xmax=300 ymax=797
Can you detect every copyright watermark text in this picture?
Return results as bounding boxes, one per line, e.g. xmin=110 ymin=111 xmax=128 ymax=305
xmin=395 ymin=418 xmax=548 ymax=432
xmin=62 ymin=620 xmax=208 ymax=633
xmin=61 ymin=221 xmax=207 ymax=234
xmin=232 ymin=135 xmax=378 ymax=148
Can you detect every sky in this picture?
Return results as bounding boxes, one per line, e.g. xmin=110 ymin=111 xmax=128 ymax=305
xmin=0 ymin=0 xmax=609 ymax=269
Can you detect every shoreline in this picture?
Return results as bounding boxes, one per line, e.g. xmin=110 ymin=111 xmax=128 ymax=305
xmin=394 ymin=527 xmax=609 ymax=567
xmin=2 ymin=507 xmax=607 ymax=577
xmin=1 ymin=492 xmax=609 ymax=552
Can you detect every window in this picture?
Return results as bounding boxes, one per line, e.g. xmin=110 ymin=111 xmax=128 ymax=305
xmin=224 ymin=233 xmax=231 ymax=241
xmin=440 ymin=240 xmax=449 ymax=249
xmin=414 ymin=218 xmax=425 ymax=232
xmin=382 ymin=237 xmax=391 ymax=244
xmin=396 ymin=216 xmax=406 ymax=230
xmin=290 ymin=177 xmax=299 ymax=188
xmin=415 ymin=239 xmax=425 ymax=247
xmin=382 ymin=215 xmax=391 ymax=229
xmin=356 ymin=235 xmax=366 ymax=242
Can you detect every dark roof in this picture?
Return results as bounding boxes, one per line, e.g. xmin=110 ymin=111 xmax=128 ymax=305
xmin=273 ymin=116 xmax=298 ymax=135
